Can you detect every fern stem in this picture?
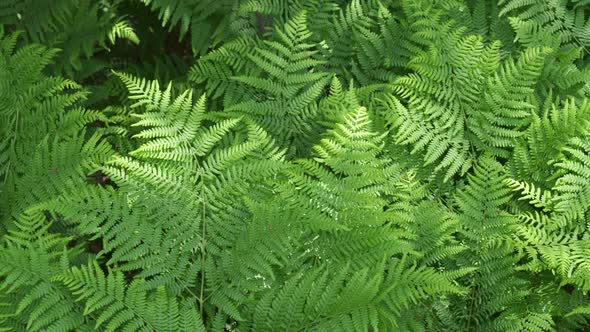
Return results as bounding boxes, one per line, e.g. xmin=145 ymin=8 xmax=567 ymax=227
xmin=199 ymin=170 xmax=207 ymax=317
xmin=4 ymin=109 xmax=19 ymax=185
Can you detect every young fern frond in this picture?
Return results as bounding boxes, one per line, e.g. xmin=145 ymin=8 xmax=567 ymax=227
xmin=108 ymin=20 xmax=140 ymax=46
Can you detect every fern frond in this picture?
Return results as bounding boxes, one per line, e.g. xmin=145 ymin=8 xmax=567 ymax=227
xmin=57 ymin=262 xmax=205 ymax=332
xmin=108 ymin=20 xmax=139 ymax=45
xmin=224 ymin=11 xmax=331 ymax=152
xmin=140 ymin=0 xmax=239 ymax=54
xmin=510 ymin=98 xmax=590 ymax=186
xmin=243 ymin=258 xmax=462 ymax=331
xmin=1 ymin=32 xmax=112 ymax=228
xmin=452 ymin=155 xmax=539 ymax=330
xmin=1 ymin=0 xmax=137 ymax=75
xmin=471 ymin=47 xmax=549 ymax=156
xmin=505 ymin=178 xmax=555 ymax=211
xmin=0 ymin=207 xmax=89 ymax=332
xmin=499 ymin=0 xmax=590 ymax=50
xmin=190 ymin=36 xmax=260 ymax=99
xmin=552 ymin=137 xmax=590 ymax=222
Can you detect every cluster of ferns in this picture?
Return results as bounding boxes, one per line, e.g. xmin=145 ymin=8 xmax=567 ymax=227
xmin=2 ymin=0 xmax=590 ymax=331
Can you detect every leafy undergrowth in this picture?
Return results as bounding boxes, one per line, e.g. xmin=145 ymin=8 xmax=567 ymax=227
xmin=2 ymin=0 xmax=590 ymax=331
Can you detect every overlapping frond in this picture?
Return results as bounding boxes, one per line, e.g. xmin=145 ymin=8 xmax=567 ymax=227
xmin=0 ymin=208 xmax=89 ymax=332
xmin=140 ymin=0 xmax=239 ymax=54
xmin=0 ymin=0 xmax=138 ymax=75
xmin=242 ymin=258 xmax=463 ymax=331
xmin=0 ymin=31 xmax=113 ymax=231
xmin=452 ymin=156 xmax=553 ymax=331
xmin=510 ymin=98 xmax=590 ymax=186
xmin=57 ymin=262 xmax=205 ymax=332
xmin=499 ymin=0 xmax=590 ymax=50
xmin=470 ymin=47 xmax=549 ymax=156
xmin=388 ymin=25 xmax=549 ymax=180
xmin=222 ymin=11 xmax=331 ymax=153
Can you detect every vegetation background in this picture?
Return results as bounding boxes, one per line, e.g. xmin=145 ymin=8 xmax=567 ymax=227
xmin=1 ymin=0 xmax=590 ymax=331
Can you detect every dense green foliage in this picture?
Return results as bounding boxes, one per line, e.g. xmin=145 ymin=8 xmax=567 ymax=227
xmin=2 ymin=0 xmax=590 ymax=330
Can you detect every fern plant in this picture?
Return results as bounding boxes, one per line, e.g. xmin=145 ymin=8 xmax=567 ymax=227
xmin=385 ymin=31 xmax=549 ymax=180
